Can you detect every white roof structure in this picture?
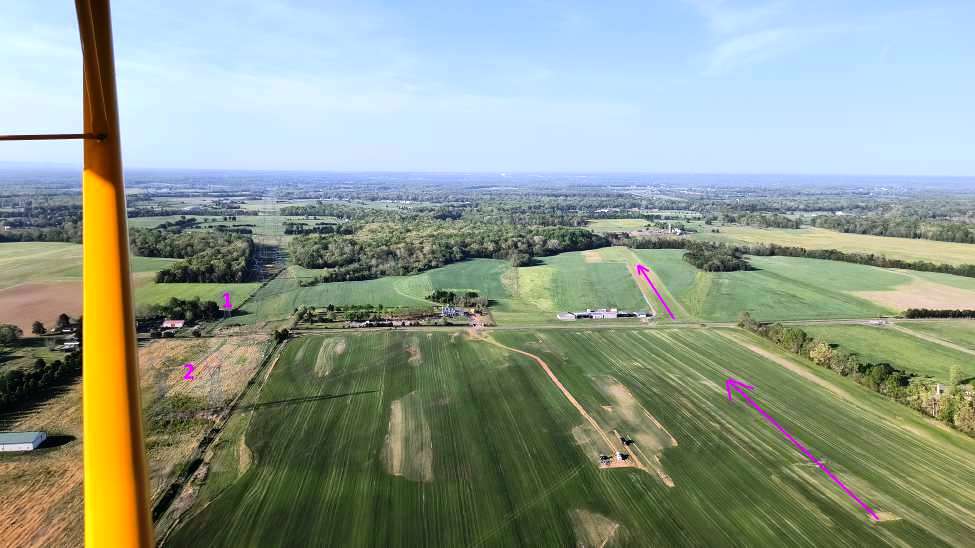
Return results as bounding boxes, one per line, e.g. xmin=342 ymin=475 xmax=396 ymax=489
xmin=0 ymin=431 xmax=47 ymax=452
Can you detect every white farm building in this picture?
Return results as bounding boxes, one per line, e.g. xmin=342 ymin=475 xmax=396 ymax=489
xmin=0 ymin=431 xmax=47 ymax=452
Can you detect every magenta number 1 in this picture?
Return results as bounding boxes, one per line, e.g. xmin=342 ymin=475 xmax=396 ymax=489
xmin=223 ymin=292 xmax=231 ymax=310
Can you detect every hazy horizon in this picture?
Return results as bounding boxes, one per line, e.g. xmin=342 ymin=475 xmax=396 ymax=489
xmin=3 ymin=1 xmax=974 ymax=176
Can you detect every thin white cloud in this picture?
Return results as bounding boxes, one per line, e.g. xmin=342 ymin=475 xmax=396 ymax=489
xmin=686 ymin=0 xmax=786 ymax=34
xmin=706 ymin=27 xmax=790 ymax=74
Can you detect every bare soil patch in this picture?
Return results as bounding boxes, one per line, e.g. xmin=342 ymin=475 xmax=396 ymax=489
xmin=595 ymin=377 xmax=678 ymax=486
xmin=582 ymin=250 xmax=604 ymax=263
xmin=314 ymin=337 xmax=346 ymax=377
xmin=405 ymin=336 xmax=422 ymax=365
xmin=570 ymin=509 xmax=621 ymax=548
xmin=238 ymin=432 xmax=253 ymax=476
xmin=382 ymin=392 xmax=433 ymax=482
xmin=854 ymin=277 xmax=975 ymax=312
xmin=0 ymin=281 xmax=81 ymax=332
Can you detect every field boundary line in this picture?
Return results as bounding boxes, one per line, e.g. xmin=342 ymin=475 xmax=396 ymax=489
xmin=153 ymin=336 xmax=285 ymax=545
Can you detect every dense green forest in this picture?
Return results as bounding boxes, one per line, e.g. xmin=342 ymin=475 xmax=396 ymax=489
xmin=682 ymin=241 xmax=751 ymax=271
xmin=289 ymin=221 xmax=608 ymax=281
xmin=155 ymin=239 xmax=254 ymax=283
xmin=128 ymin=227 xmax=256 ymax=283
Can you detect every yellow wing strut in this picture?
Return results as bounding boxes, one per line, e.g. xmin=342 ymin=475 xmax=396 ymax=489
xmin=77 ymin=0 xmax=154 ymax=545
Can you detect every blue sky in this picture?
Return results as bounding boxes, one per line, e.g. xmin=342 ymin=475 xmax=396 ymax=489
xmin=1 ymin=0 xmax=973 ymax=175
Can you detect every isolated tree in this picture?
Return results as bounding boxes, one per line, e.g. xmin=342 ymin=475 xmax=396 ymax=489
xmin=56 ymin=313 xmax=71 ymax=329
xmin=31 ymin=321 xmax=46 ymax=335
xmin=0 ymin=324 xmax=23 ymax=345
xmin=807 ymin=339 xmax=833 ymax=367
xmin=948 ymin=365 xmax=962 ymax=389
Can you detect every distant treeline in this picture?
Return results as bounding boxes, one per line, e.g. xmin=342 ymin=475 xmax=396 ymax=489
xmin=812 ymin=215 xmax=975 ymax=244
xmin=127 ymin=208 xmax=257 ymax=218
xmin=614 ymin=235 xmax=975 ymax=279
xmin=722 ymin=212 xmax=801 ymax=229
xmin=139 ymin=297 xmax=224 ymax=321
xmin=129 ymin=227 xmax=256 ymax=283
xmin=0 ymin=351 xmax=82 ymax=412
xmin=155 ymin=238 xmax=254 ymax=283
xmin=903 ymin=309 xmax=975 ymax=319
xmin=740 ymin=242 xmax=975 ymax=278
xmin=738 ymin=312 xmax=975 ymax=436
xmin=289 ymin=221 xmax=608 ymax=281
xmin=0 ymin=222 xmax=82 ymax=243
xmin=283 ymin=221 xmax=354 ymax=236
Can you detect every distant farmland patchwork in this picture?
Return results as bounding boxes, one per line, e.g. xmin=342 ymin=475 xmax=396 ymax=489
xmin=700 ymin=225 xmax=975 ymax=266
xmin=630 ymin=249 xmax=975 ymax=322
xmin=232 ymin=248 xmax=654 ymax=325
xmin=169 ymin=330 xmax=975 ymax=547
xmin=230 ymin=244 xmax=975 ymax=328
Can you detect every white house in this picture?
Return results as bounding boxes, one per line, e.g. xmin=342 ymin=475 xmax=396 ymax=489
xmin=0 ymin=431 xmax=47 ymax=452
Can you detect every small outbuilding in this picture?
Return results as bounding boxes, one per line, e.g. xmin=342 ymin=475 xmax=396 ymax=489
xmin=0 ymin=431 xmax=47 ymax=452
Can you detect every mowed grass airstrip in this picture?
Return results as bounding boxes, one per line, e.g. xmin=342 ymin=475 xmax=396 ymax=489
xmin=169 ymin=329 xmax=975 ymax=547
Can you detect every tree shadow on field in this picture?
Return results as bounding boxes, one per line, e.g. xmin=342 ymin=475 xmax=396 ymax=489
xmin=238 ymin=391 xmax=377 ymax=414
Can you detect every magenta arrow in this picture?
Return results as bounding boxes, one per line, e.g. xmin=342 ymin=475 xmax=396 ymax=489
xmin=635 ymin=264 xmax=676 ymax=320
xmin=725 ymin=378 xmax=879 ymax=521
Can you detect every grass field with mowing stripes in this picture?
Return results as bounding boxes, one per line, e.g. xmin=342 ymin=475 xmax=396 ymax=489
xmin=169 ymin=329 xmax=975 ymax=546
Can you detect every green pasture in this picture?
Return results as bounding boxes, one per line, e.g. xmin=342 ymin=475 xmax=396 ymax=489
xmin=897 ymin=321 xmax=975 ymax=352
xmin=234 ymin=250 xmax=652 ymax=325
xmin=632 ymin=250 xmax=901 ymax=322
xmin=586 ymin=218 xmax=649 ymax=233
xmin=697 ymin=225 xmax=975 ymax=266
xmin=170 ymin=329 xmax=975 ymax=546
xmin=0 ymin=242 xmax=174 ymax=288
xmin=801 ymin=324 xmax=975 ymax=383
xmin=133 ymin=281 xmax=262 ymax=309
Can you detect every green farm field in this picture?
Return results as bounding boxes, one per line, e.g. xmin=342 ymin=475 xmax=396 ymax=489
xmin=133 ymin=281 xmax=262 ymax=310
xmin=897 ymin=320 xmax=975 ymax=352
xmin=631 ymin=249 xmax=975 ymax=322
xmin=0 ymin=241 xmax=259 ymax=329
xmin=0 ymin=242 xmax=172 ymax=289
xmin=586 ymin=218 xmax=649 ymax=233
xmin=698 ymin=225 xmax=975 ymax=266
xmin=800 ymin=324 xmax=975 ymax=383
xmin=169 ymin=329 xmax=975 ymax=546
xmin=232 ymin=248 xmax=653 ymax=325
